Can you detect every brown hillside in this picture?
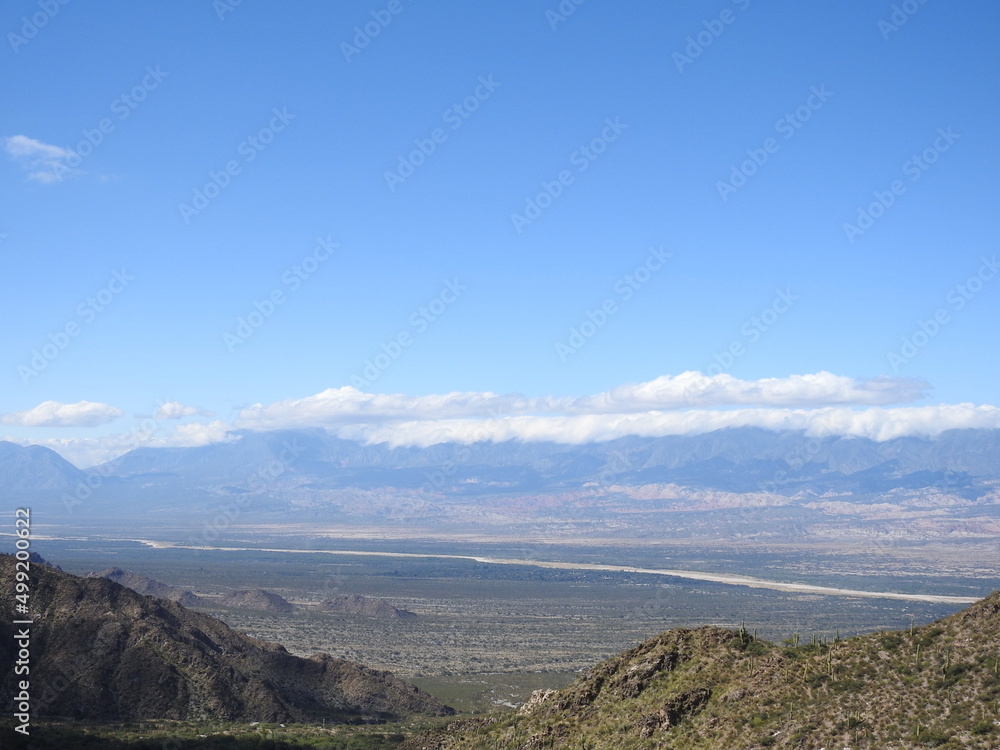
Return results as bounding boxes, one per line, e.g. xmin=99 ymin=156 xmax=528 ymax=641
xmin=0 ymin=555 xmax=452 ymax=724
xmin=217 ymin=588 xmax=295 ymax=612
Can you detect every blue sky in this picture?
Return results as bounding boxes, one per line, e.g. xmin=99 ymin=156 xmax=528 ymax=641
xmin=3 ymin=0 xmax=999 ymax=466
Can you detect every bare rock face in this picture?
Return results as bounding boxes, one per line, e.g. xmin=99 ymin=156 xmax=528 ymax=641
xmin=637 ymin=688 xmax=712 ymax=737
xmin=517 ymin=689 xmax=558 ymax=715
xmin=217 ymin=588 xmax=295 ymax=612
xmin=0 ymin=555 xmax=452 ymax=723
xmin=318 ymin=593 xmax=417 ymax=619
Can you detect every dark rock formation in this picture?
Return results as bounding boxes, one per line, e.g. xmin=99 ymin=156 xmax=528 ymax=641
xmin=0 ymin=555 xmax=452 ymax=723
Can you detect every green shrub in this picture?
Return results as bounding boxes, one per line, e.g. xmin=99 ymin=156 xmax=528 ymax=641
xmin=971 ymin=720 xmax=996 ymax=736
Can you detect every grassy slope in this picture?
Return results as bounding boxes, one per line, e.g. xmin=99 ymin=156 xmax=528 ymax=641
xmin=407 ymin=592 xmax=1000 ymax=749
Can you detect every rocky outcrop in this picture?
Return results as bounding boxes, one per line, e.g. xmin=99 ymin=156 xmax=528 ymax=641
xmin=217 ymin=588 xmax=295 ymax=612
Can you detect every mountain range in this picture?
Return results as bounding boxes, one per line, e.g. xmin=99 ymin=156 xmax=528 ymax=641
xmin=3 ymin=427 xmax=999 ymax=542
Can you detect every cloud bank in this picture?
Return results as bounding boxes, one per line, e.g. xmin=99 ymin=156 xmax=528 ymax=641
xmin=235 ymin=371 xmax=929 ymax=429
xmin=7 ymin=372 xmax=998 ymax=467
xmin=333 ymin=403 xmax=1000 ymax=447
xmin=0 ymin=400 xmax=123 ymax=428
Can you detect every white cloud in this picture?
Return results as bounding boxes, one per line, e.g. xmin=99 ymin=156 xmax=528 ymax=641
xmin=333 ymin=403 xmax=1000 ymax=447
xmin=235 ymin=371 xmax=928 ymax=430
xmin=8 ymin=419 xmax=237 ymax=468
xmin=169 ymin=419 xmax=233 ymax=445
xmin=9 ymin=373 xmax=993 ymax=467
xmin=0 ymin=401 xmax=123 ymax=428
xmin=154 ymin=401 xmax=205 ymax=420
xmin=569 ymin=372 xmax=928 ymax=412
xmin=4 ymin=134 xmax=77 ymax=183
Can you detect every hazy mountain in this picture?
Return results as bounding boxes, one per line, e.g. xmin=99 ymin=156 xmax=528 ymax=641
xmin=0 ymin=441 xmax=86 ymax=490
xmin=217 ymin=588 xmax=295 ymax=612
xmin=408 ymin=590 xmax=1000 ymax=749
xmin=89 ymin=427 xmax=1000 ymax=492
xmin=9 ymin=429 xmax=1000 ymax=541
xmin=0 ymin=555 xmax=452 ymax=723
xmin=89 ymin=567 xmax=206 ymax=606
xmin=319 ymin=594 xmax=417 ymax=619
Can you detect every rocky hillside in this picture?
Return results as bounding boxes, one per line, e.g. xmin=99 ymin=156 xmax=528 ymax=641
xmin=319 ymin=593 xmax=417 ymax=619
xmin=89 ymin=566 xmax=207 ymax=607
xmin=217 ymin=588 xmax=295 ymax=612
xmin=407 ymin=592 xmax=1000 ymax=749
xmin=0 ymin=555 xmax=452 ymax=723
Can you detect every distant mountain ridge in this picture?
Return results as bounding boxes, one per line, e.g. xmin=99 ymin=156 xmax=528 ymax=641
xmin=6 ymin=428 xmax=999 ymax=491
xmin=89 ymin=567 xmax=206 ymax=606
xmin=0 ymin=555 xmax=452 ymax=723
xmin=86 ymin=427 xmax=1000 ymax=487
xmin=5 ymin=428 xmax=1000 ymax=542
xmin=0 ymin=440 xmax=86 ymax=490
